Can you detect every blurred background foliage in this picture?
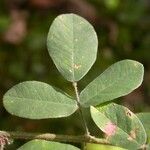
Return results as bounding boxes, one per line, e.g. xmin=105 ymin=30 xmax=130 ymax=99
xmin=0 ymin=0 xmax=150 ymax=149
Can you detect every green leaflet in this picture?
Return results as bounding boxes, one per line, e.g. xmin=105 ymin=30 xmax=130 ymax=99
xmin=80 ymin=60 xmax=144 ymax=107
xmin=18 ymin=140 xmax=80 ymax=150
xmin=90 ymin=103 xmax=147 ymax=150
xmin=47 ymin=13 xmax=98 ymax=81
xmin=3 ymin=81 xmax=78 ymax=119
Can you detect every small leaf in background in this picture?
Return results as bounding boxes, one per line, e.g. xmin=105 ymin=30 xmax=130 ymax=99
xmin=90 ymin=103 xmax=147 ymax=149
xmin=137 ymin=113 xmax=150 ymax=143
xmin=47 ymin=13 xmax=98 ymax=82
xmin=86 ymin=143 xmax=126 ymax=150
xmin=18 ymin=140 xmax=80 ymax=150
xmin=103 ymin=0 xmax=120 ymax=10
xmin=3 ymin=81 xmax=78 ymax=119
xmin=80 ymin=60 xmax=144 ymax=107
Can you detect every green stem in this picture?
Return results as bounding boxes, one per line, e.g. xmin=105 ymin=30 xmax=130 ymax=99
xmin=0 ymin=130 xmax=109 ymax=144
xmin=72 ymin=82 xmax=90 ymax=136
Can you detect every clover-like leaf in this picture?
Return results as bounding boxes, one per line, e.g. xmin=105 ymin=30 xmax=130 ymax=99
xmin=90 ymin=103 xmax=147 ymax=149
xmin=47 ymin=13 xmax=98 ymax=81
xmin=80 ymin=60 xmax=144 ymax=107
xmin=18 ymin=140 xmax=80 ymax=150
xmin=3 ymin=81 xmax=78 ymax=119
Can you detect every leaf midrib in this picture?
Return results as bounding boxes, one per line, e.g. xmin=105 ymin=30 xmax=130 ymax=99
xmin=71 ymin=14 xmax=75 ymax=81
xmin=5 ymin=96 xmax=77 ymax=106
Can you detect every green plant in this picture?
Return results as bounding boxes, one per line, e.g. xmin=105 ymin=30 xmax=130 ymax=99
xmin=0 ymin=13 xmax=150 ymax=150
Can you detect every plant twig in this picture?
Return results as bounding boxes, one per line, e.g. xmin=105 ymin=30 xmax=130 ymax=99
xmin=72 ymin=82 xmax=90 ymax=136
xmin=0 ymin=130 xmax=109 ymax=145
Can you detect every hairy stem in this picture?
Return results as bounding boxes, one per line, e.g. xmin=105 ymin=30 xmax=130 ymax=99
xmin=72 ymin=82 xmax=89 ymax=136
xmin=0 ymin=130 xmax=109 ymax=145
